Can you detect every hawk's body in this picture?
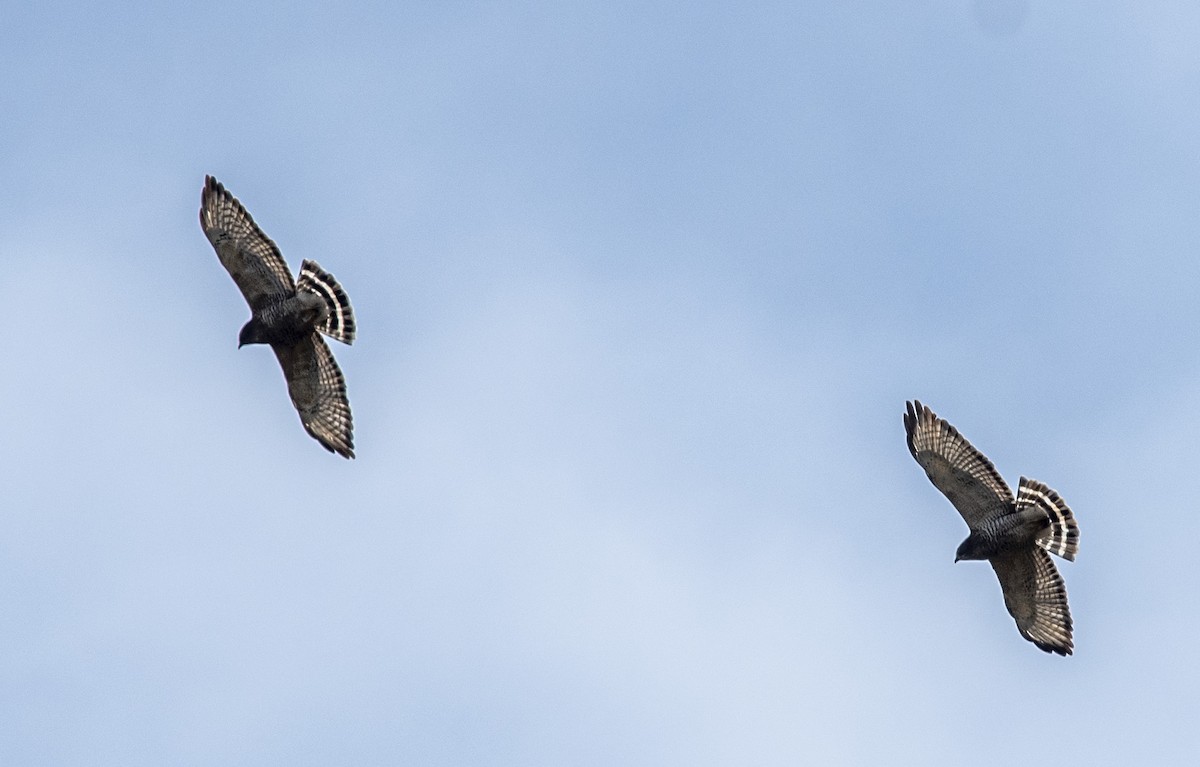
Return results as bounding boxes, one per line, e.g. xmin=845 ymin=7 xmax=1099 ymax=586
xmin=200 ymin=176 xmax=356 ymax=459
xmin=904 ymin=400 xmax=1078 ymax=655
xmin=251 ymin=292 xmax=329 ymax=346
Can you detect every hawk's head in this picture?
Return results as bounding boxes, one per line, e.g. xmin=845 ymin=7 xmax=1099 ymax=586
xmin=238 ymin=318 xmax=268 ymax=348
xmin=954 ymin=536 xmax=987 ymax=563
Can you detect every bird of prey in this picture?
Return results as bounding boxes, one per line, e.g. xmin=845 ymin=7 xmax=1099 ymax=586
xmin=904 ymin=400 xmax=1078 ymax=655
xmin=200 ymin=176 xmax=356 ymax=458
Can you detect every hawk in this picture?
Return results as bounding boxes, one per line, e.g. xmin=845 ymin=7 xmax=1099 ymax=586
xmin=904 ymin=400 xmax=1078 ymax=655
xmin=200 ymin=176 xmax=356 ymax=458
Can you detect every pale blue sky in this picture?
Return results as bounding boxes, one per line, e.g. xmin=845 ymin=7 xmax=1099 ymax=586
xmin=3 ymin=1 xmax=1200 ymax=764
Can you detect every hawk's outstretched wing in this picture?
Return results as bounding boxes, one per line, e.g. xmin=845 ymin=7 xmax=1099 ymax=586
xmin=272 ymin=333 xmax=355 ymax=459
xmin=200 ymin=175 xmax=295 ymax=310
xmin=991 ymin=547 xmax=1073 ymax=655
xmin=904 ymin=400 xmax=1013 ymax=531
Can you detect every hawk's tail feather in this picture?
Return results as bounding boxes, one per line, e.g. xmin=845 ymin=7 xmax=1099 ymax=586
xmin=1017 ymin=477 xmax=1079 ymax=561
xmin=297 ymin=259 xmax=356 ymax=345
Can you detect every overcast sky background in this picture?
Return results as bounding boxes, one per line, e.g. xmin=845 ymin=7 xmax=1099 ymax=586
xmin=3 ymin=1 xmax=1199 ymax=764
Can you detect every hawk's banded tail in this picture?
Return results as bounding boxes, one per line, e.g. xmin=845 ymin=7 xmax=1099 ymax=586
xmin=1016 ymin=477 xmax=1079 ymax=561
xmin=297 ymin=259 xmax=356 ymax=345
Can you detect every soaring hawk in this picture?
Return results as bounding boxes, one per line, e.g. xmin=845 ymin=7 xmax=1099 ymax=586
xmin=200 ymin=176 xmax=356 ymax=458
xmin=904 ymin=400 xmax=1078 ymax=655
